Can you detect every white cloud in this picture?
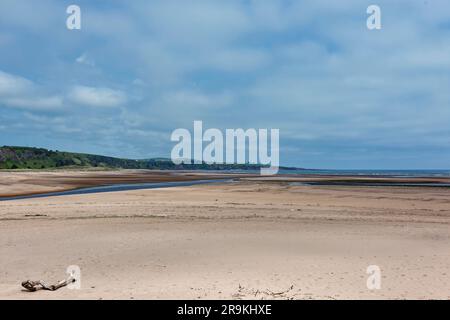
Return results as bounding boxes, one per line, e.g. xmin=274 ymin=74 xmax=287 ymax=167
xmin=5 ymin=96 xmax=63 ymax=110
xmin=69 ymin=85 xmax=127 ymax=108
xmin=0 ymin=70 xmax=64 ymax=111
xmin=0 ymin=70 xmax=33 ymax=96
xmin=76 ymin=53 xmax=96 ymax=67
xmin=0 ymin=71 xmax=128 ymax=111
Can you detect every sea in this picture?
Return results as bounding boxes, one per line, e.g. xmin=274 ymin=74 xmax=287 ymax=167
xmin=220 ymin=168 xmax=450 ymax=177
xmin=277 ymin=169 xmax=450 ymax=177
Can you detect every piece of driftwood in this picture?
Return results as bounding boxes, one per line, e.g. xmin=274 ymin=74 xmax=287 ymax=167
xmin=22 ymin=276 xmax=75 ymax=292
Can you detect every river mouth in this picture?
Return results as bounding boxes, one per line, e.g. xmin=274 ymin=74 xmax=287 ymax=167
xmin=0 ymin=179 xmax=231 ymax=202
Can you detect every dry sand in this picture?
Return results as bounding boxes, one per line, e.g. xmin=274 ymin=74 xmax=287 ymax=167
xmin=0 ymin=171 xmax=449 ymax=299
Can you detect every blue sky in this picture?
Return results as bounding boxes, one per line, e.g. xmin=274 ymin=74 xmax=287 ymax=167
xmin=1 ymin=0 xmax=450 ymax=169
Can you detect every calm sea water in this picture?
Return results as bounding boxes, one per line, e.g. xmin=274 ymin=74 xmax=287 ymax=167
xmin=278 ymin=169 xmax=450 ymax=177
xmin=221 ymin=169 xmax=450 ymax=177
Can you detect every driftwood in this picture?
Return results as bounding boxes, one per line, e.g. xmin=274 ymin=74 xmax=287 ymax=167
xmin=22 ymin=276 xmax=75 ymax=292
xmin=232 ymin=284 xmax=296 ymax=300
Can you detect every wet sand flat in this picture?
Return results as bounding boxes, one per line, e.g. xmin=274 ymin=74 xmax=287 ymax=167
xmin=2 ymin=170 xmax=449 ymax=198
xmin=0 ymin=170 xmax=244 ymax=198
xmin=0 ymin=173 xmax=449 ymax=299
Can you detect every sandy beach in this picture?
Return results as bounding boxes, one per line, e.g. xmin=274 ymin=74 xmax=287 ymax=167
xmin=0 ymin=171 xmax=449 ymax=299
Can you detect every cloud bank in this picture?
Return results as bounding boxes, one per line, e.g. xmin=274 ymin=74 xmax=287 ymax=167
xmin=0 ymin=0 xmax=449 ymax=169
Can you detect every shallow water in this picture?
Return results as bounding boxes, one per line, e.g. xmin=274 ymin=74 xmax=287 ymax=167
xmin=0 ymin=179 xmax=230 ymax=202
xmin=280 ymin=169 xmax=450 ymax=177
xmin=290 ymin=181 xmax=450 ymax=187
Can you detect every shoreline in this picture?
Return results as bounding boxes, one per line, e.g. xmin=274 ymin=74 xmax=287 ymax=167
xmin=0 ymin=179 xmax=231 ymax=202
xmin=2 ymin=170 xmax=450 ymax=199
xmin=0 ymin=170 xmax=250 ymax=198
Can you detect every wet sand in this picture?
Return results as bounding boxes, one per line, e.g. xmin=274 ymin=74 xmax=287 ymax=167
xmin=0 ymin=171 xmax=449 ymax=299
xmin=0 ymin=170 xmax=245 ymax=198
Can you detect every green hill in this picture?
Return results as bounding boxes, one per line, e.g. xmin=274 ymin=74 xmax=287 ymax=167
xmin=0 ymin=146 xmax=293 ymax=171
xmin=0 ymin=146 xmax=140 ymax=169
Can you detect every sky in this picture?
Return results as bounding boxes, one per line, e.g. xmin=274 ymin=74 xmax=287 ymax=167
xmin=1 ymin=0 xmax=450 ymax=169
